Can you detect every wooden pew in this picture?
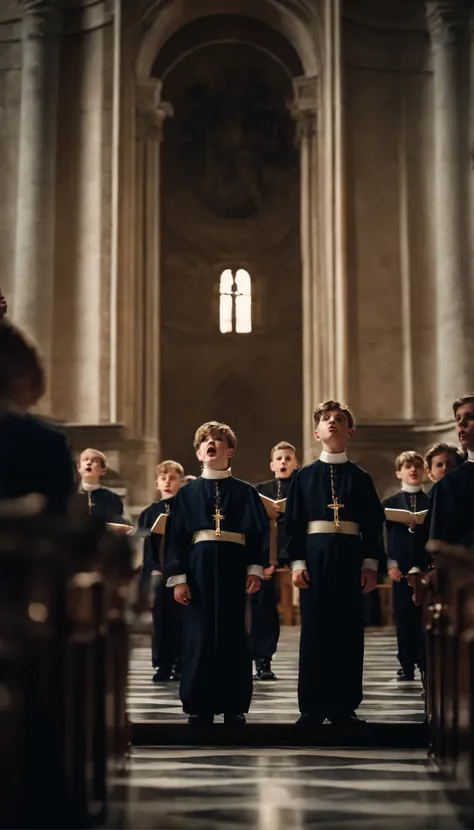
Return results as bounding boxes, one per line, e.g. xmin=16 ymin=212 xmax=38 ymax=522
xmin=0 ymin=514 xmax=134 ymax=829
xmin=424 ymin=541 xmax=474 ymax=802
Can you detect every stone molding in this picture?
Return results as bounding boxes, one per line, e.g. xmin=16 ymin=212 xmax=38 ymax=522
xmin=62 ymin=0 xmax=113 ymax=34
xmin=426 ymin=1 xmax=471 ymax=48
xmin=136 ymin=78 xmax=173 ymax=141
xmin=289 ymin=75 xmax=318 ymax=141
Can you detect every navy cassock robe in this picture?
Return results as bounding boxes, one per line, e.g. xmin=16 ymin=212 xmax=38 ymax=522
xmin=429 ymin=460 xmax=474 ymax=548
xmin=383 ymin=489 xmax=431 ymax=674
xmin=164 ymin=475 xmax=268 ymax=716
xmin=78 ymin=486 xmax=128 ymax=525
xmin=285 ymin=459 xmax=385 ymax=718
xmin=250 ymin=474 xmax=295 ymax=662
xmin=138 ymin=497 xmax=182 ymax=671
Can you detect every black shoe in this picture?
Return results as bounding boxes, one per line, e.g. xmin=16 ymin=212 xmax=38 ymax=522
xmin=396 ymin=668 xmax=404 ymax=677
xmin=224 ymin=713 xmax=246 ymax=726
xmin=188 ymin=714 xmax=214 ymax=726
xmin=329 ymin=712 xmax=366 ymax=725
xmin=295 ymin=713 xmax=324 ymax=726
xmin=152 ymin=668 xmax=171 ymax=682
xmin=255 ymin=659 xmax=278 ymax=681
xmin=397 ymin=669 xmax=415 ymax=681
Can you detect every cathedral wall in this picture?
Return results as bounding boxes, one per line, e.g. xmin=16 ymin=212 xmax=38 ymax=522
xmin=0 ymin=4 xmax=22 ymax=309
xmin=344 ymin=21 xmax=437 ymax=423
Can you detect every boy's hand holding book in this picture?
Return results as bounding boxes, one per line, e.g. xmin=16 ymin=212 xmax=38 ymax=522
xmin=262 ymin=565 xmax=275 ymax=580
xmin=389 ymin=566 xmax=402 ymax=582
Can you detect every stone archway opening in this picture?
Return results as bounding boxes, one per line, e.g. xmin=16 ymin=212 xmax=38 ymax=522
xmin=154 ymin=16 xmax=305 ymax=480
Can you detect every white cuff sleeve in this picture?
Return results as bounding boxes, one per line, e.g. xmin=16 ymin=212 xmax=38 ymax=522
xmin=291 ymin=559 xmax=307 ymax=574
xmin=408 ymin=567 xmax=421 ymax=574
xmin=166 ymin=574 xmax=187 ymax=587
xmin=362 ymin=558 xmax=378 ymax=572
xmin=247 ymin=565 xmax=263 ymax=578
xmin=387 ymin=559 xmax=399 ymax=570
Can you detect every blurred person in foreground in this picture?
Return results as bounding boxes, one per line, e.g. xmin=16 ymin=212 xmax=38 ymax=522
xmin=0 ymin=318 xmax=75 ymax=516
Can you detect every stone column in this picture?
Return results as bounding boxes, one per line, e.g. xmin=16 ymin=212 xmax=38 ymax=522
xmin=135 ymin=80 xmax=172 ymax=440
xmin=14 ymin=0 xmax=60 ymax=409
xmin=291 ymin=77 xmax=321 ymax=465
xmin=426 ymin=1 xmax=472 ymax=418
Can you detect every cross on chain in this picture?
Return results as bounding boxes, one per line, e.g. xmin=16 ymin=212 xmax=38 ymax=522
xmin=213 ymin=507 xmax=225 ymax=536
xmin=328 ymin=465 xmax=344 ymax=529
xmin=328 ymin=496 xmax=344 ymax=529
xmin=213 ymin=482 xmax=225 ymax=536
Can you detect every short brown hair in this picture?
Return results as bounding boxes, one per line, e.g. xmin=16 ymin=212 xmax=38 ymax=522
xmin=425 ymin=442 xmax=463 ymax=470
xmin=80 ymin=448 xmax=108 ymax=469
xmin=193 ymin=421 xmax=237 ymax=451
xmin=313 ymin=400 xmax=355 ymax=429
xmin=270 ymin=441 xmax=296 ymax=460
xmin=156 ymin=460 xmax=184 ymax=478
xmin=0 ymin=319 xmax=45 ymax=401
xmin=453 ymin=394 xmax=474 ymax=415
xmin=395 ymin=450 xmax=424 ymax=471
xmin=183 ymin=474 xmax=196 ymax=484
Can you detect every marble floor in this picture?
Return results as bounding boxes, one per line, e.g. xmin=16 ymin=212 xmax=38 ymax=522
xmin=127 ymin=627 xmax=426 ymax=724
xmin=109 ymin=746 xmax=472 ymax=829
xmin=120 ymin=629 xmax=470 ymax=829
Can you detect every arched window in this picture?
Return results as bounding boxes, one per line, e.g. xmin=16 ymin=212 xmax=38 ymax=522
xmin=219 ymin=269 xmax=252 ymax=334
xmin=219 ymin=269 xmax=234 ymax=334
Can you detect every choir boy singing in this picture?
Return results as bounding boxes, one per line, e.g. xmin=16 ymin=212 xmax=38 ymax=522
xmin=77 ymin=448 xmax=129 ymax=526
xmin=165 ymin=421 xmax=268 ymax=726
xmin=425 ymin=442 xmax=464 ymax=485
xmin=138 ymin=460 xmax=184 ymax=682
xmin=429 ymin=395 xmax=474 ymax=547
xmin=252 ymin=441 xmax=298 ymax=681
xmin=285 ymin=400 xmax=385 ymax=725
xmin=383 ymin=451 xmax=430 ymax=682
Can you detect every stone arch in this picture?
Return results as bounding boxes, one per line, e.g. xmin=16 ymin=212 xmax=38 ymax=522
xmin=135 ymin=0 xmax=322 ymax=83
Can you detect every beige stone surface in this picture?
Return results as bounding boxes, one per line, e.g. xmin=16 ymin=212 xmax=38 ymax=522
xmin=1 ymin=0 xmax=473 ymax=502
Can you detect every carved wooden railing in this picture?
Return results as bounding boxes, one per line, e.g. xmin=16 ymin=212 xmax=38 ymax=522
xmin=424 ymin=541 xmax=474 ymax=799
xmin=0 ymin=514 xmax=135 ymax=829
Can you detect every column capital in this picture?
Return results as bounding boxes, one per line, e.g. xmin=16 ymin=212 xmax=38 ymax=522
xmin=288 ymin=75 xmax=319 ymax=142
xmin=18 ymin=0 xmax=60 ymax=36
xmin=136 ymin=78 xmax=173 ymax=141
xmin=425 ymin=1 xmax=471 ymax=49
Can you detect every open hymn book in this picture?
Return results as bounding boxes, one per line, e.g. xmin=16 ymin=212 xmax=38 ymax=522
xmin=384 ymin=508 xmax=428 ymax=526
xmin=105 ymin=522 xmax=134 ymax=535
xmin=150 ymin=512 xmax=168 ymax=535
xmin=259 ymin=494 xmax=287 ymax=519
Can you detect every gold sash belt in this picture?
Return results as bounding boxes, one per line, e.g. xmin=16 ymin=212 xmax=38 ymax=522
xmin=307 ymin=520 xmax=360 ymax=536
xmin=192 ymin=530 xmax=245 ymax=545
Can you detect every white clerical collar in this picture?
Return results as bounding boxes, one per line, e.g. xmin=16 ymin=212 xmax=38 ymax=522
xmin=401 ymin=483 xmax=422 ymax=493
xmin=161 ymin=492 xmax=175 ymax=500
xmin=320 ymin=450 xmax=348 ymax=464
xmin=81 ymin=481 xmax=102 ymax=492
xmin=201 ymin=467 xmax=232 ymax=480
xmin=468 ymin=450 xmax=474 ymax=463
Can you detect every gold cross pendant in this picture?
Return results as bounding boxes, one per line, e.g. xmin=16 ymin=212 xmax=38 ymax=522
xmin=328 ymin=497 xmax=344 ymax=529
xmin=213 ymin=508 xmax=225 ymax=536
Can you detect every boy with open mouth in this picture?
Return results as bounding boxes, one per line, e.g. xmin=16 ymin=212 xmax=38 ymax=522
xmin=164 ymin=420 xmax=268 ymax=726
